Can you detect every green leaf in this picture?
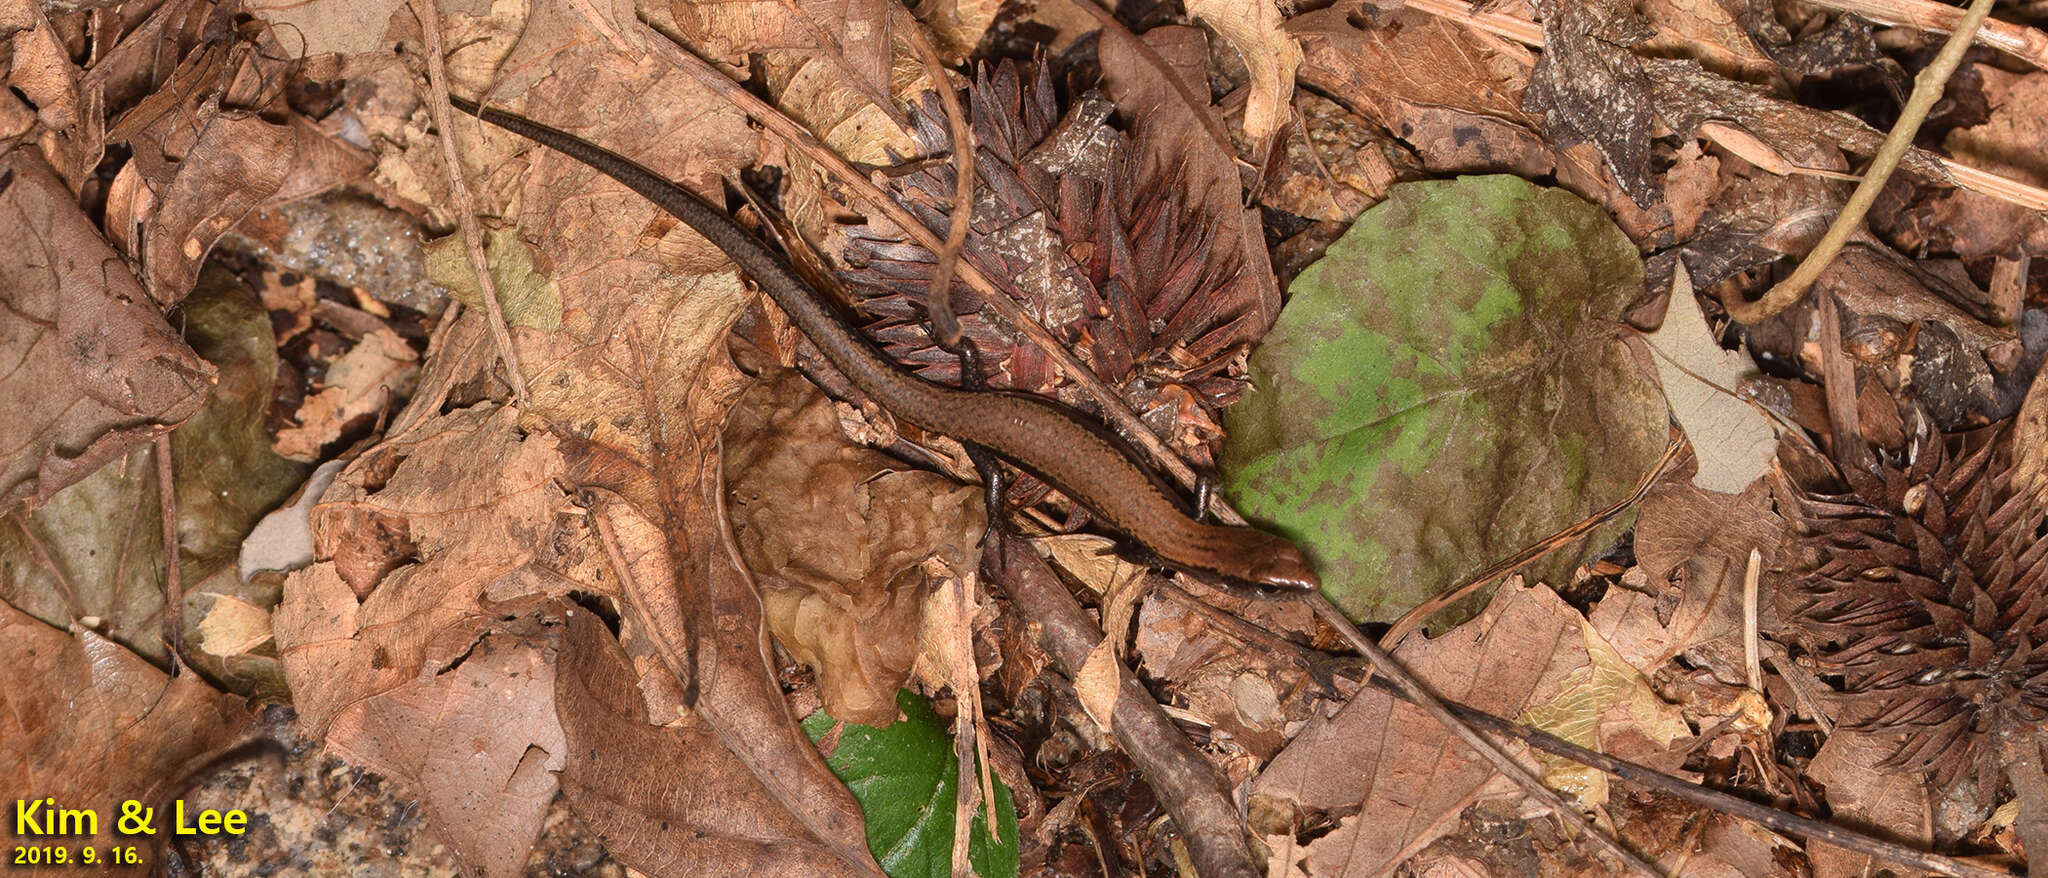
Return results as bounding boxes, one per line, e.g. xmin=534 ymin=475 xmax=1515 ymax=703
xmin=802 ymin=690 xmax=1020 ymax=878
xmin=1222 ymin=176 xmax=1667 ymax=624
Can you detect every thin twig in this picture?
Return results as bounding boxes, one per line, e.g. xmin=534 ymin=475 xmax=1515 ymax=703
xmin=413 ymin=0 xmax=530 ymax=405
xmin=1741 ymin=547 xmax=1764 ymax=694
xmin=1404 ymin=0 xmax=2048 ymax=212
xmin=1723 ymin=0 xmax=1998 ymax=324
xmin=945 ymin=575 xmax=982 ymax=878
xmin=12 ymin=510 xmax=84 ymax=623
xmin=633 ymin=22 xmax=1211 ymax=495
xmin=1380 ymin=678 xmax=2015 ymax=878
xmin=898 ymin=10 xmax=974 ymax=352
xmin=155 ymin=433 xmax=186 ymax=671
xmin=1308 ymin=595 xmax=1665 ymax=877
xmin=1382 ymin=435 xmax=1685 ymax=647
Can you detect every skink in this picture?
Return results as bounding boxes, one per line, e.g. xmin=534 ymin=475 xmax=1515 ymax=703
xmin=449 ymin=96 xmax=1319 ymax=592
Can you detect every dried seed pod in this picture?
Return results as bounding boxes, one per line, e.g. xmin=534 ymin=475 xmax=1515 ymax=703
xmin=1781 ymin=421 xmax=2048 ymax=799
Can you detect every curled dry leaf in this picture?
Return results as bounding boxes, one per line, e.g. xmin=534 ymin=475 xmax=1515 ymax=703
xmin=136 ymin=112 xmax=374 ymax=305
xmin=272 ymin=326 xmax=420 ymax=461
xmin=1098 ymin=25 xmax=1283 ymax=336
xmin=0 ymin=150 xmax=215 ymax=512
xmin=725 ymin=365 xmax=983 ymax=726
xmin=1183 ymin=0 xmax=1302 ymax=144
xmin=557 ymin=608 xmax=879 ymax=876
xmin=660 ymin=0 xmax=898 ymax=128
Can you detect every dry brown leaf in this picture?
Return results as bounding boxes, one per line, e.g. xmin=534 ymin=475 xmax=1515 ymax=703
xmin=274 ymin=404 xmax=571 ymax=735
xmin=662 ymin=0 xmax=900 ymax=129
xmin=1643 ymin=267 xmax=1777 ymax=494
xmin=193 ymin=592 xmax=277 ymax=657
xmin=1074 ymin=638 xmax=1124 ymax=731
xmin=1250 ymin=582 xmax=1583 ymax=876
xmin=133 ymin=110 xmax=374 ymax=304
xmin=273 ymin=326 xmax=420 ymax=460
xmin=361 ymin=20 xmax=879 ymax=871
xmin=1287 ymin=7 xmax=1556 ymax=182
xmin=1289 ymin=7 xmax=1530 ymax=127
xmin=244 ymin=0 xmax=409 ymax=56
xmin=324 ymin=617 xmax=566 ymax=878
xmin=914 ymin=0 xmax=997 ymax=58
xmin=0 ymin=601 xmax=254 ymax=868
xmin=0 ymin=149 xmax=216 ymax=511
xmin=6 ymin=1 xmax=104 ymax=190
xmin=1184 ymin=0 xmax=1301 ymax=143
xmin=1804 ymin=724 xmax=1936 ymax=878
xmin=1524 ymin=0 xmax=1660 ymax=205
xmin=556 ymin=607 xmax=876 ymax=876
xmin=1637 ymin=0 xmax=1775 ymax=75
xmin=1595 ymin=451 xmax=1781 ymax=676
xmin=725 ymin=366 xmax=982 ymax=726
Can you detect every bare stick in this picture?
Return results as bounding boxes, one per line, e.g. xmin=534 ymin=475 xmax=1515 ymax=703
xmin=155 ymin=433 xmax=186 ymax=671
xmin=898 ymin=9 xmax=974 ymax=352
xmin=414 ymin=0 xmax=530 ymax=405
xmin=997 ymin=539 xmax=1262 ymax=878
xmin=1723 ymin=0 xmax=1998 ymax=324
xmin=1308 ymin=595 xmax=1664 ymax=877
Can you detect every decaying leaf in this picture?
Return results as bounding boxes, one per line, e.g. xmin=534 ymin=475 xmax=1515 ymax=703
xmin=0 ymin=601 xmax=255 ymax=868
xmin=324 ymin=618 xmax=566 ymax=878
xmin=1184 ymin=0 xmax=1301 ymax=143
xmin=1524 ymin=0 xmax=1660 ymax=205
xmin=0 ymin=150 xmax=215 ymax=512
xmin=558 ymin=608 xmax=880 ymax=876
xmin=1223 ymin=175 xmax=1667 ymax=622
xmin=1252 ymin=582 xmax=1677 ymax=876
xmin=1642 ymin=266 xmax=1776 ymax=494
xmin=725 ymin=366 xmax=982 ymax=726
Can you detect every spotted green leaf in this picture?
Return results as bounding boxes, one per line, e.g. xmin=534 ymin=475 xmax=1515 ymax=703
xmin=1223 ymin=176 xmax=1666 ymax=623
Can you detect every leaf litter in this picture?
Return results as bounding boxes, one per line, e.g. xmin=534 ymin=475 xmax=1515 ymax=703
xmin=6 ymin=0 xmax=2048 ymax=875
